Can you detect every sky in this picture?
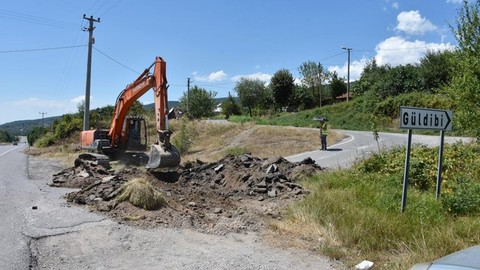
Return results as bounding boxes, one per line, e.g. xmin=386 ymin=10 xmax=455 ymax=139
xmin=0 ymin=0 xmax=464 ymax=125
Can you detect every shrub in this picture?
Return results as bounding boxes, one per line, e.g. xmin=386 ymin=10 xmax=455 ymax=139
xmin=171 ymin=119 xmax=197 ymax=155
xmin=442 ymin=176 xmax=480 ymax=215
xmin=117 ymin=178 xmax=165 ymax=210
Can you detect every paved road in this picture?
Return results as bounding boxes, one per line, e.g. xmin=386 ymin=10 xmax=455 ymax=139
xmin=0 ymin=144 xmax=105 ymax=269
xmin=287 ymin=129 xmax=471 ymax=169
xmin=0 ymin=143 xmax=35 ymax=269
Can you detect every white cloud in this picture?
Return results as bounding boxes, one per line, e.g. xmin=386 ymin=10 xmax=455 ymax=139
xmin=231 ymin=72 xmax=272 ymax=82
xmin=395 ymin=10 xmax=437 ymax=35
xmin=375 ymin=36 xmax=455 ymax=66
xmin=70 ymin=95 xmax=85 ymax=104
xmin=328 ymin=58 xmax=369 ymax=82
xmin=193 ymin=70 xmax=227 ymax=82
xmin=446 ymin=0 xmax=462 ymax=3
xmin=392 ymin=2 xmax=399 ymax=9
xmin=14 ymin=97 xmax=68 ymax=109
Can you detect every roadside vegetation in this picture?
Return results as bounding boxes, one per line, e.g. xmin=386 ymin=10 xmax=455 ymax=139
xmin=270 ymin=142 xmax=480 ymax=268
xmin=0 ymin=129 xmax=17 ymax=143
xmin=16 ymin=1 xmax=480 ymax=269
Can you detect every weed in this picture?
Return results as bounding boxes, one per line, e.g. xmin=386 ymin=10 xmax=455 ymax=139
xmin=225 ymin=146 xmax=249 ymax=156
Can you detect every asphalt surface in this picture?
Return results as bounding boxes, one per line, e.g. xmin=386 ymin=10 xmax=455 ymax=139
xmin=287 ymin=129 xmax=471 ymax=169
xmin=0 ymin=143 xmax=106 ymax=270
xmin=0 ymin=143 xmax=36 ymax=269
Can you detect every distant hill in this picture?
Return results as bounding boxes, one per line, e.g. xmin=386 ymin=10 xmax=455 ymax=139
xmin=0 ymin=116 xmax=61 ymax=136
xmin=0 ymin=98 xmax=232 ymax=136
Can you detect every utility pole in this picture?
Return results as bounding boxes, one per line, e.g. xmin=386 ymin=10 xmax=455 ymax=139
xmin=39 ymin=112 xmax=47 ymax=128
xmin=187 ymin=78 xmax=191 ymax=114
xmin=342 ymin=47 xmax=352 ymax=102
xmin=82 ymin=14 xmax=100 ymax=131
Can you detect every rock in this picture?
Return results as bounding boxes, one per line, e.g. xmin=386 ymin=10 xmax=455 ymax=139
xmin=102 ymin=175 xmax=116 ymax=183
xmin=32 ymin=206 xmax=38 ymax=210
xmin=88 ymin=194 xmax=96 ymax=201
xmin=266 ymin=164 xmax=278 ymax=174
xmin=299 ymin=157 xmax=315 ymax=165
xmin=213 ymin=173 xmax=224 ymax=184
xmin=106 ymin=188 xmax=122 ymax=200
xmin=96 ymin=203 xmax=111 ymax=212
xmin=253 ymin=187 xmax=267 ymax=193
xmin=241 ymin=173 xmax=250 ymax=181
xmin=256 ymin=180 xmax=267 ymax=188
xmin=77 ymin=170 xmax=90 ymax=178
xmin=240 ymin=154 xmax=253 ymax=163
xmin=213 ymin=208 xmax=222 ymax=214
xmin=267 ymin=189 xmax=278 ymax=197
xmin=188 ymin=202 xmax=197 ymax=207
xmin=213 ymin=164 xmax=224 ymax=173
xmin=74 ymin=196 xmax=86 ymax=204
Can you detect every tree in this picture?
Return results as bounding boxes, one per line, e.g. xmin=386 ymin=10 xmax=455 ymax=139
xmin=418 ymin=50 xmax=454 ymax=92
xmin=329 ymin=71 xmax=347 ymax=100
xmin=180 ymin=86 xmax=217 ymax=118
xmin=353 ymin=59 xmax=389 ymax=96
xmin=380 ymin=64 xmax=421 ymax=98
xmin=270 ymin=69 xmax=295 ymax=109
xmin=234 ymin=78 xmax=269 ymax=116
xmin=0 ymin=130 xmax=15 ymax=143
xmin=221 ymin=92 xmax=241 ymax=119
xmin=291 ymin=85 xmax=316 ymax=109
xmin=445 ymin=0 xmax=480 ymax=138
xmin=298 ymin=61 xmax=329 ymax=106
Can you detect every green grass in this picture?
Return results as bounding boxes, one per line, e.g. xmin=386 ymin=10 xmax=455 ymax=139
xmin=281 ymin=142 xmax=480 ymax=269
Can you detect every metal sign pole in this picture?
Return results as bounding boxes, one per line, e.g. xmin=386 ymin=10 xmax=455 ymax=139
xmin=401 ymin=129 xmax=413 ymax=213
xmin=435 ymin=130 xmax=445 ymax=200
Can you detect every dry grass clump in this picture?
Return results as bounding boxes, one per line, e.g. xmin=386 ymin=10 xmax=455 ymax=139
xmin=117 ymin=178 xmax=166 ymax=210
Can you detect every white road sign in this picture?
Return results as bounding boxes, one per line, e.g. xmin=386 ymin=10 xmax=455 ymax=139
xmin=400 ymin=106 xmax=452 ymax=131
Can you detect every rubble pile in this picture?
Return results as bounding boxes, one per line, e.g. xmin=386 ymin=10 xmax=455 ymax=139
xmin=51 ymin=153 xmax=324 ymax=233
xmin=181 ymin=154 xmax=322 ymax=199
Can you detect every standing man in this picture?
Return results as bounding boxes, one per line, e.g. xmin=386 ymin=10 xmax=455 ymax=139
xmin=320 ymin=121 xmax=328 ymax=150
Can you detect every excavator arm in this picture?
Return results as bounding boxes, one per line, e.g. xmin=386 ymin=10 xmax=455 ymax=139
xmin=108 ymin=57 xmax=166 ymax=147
xmin=106 ymin=56 xmax=180 ymax=170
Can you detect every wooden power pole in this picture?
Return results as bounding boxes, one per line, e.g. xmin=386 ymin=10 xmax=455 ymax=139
xmin=82 ymin=14 xmax=100 ymax=131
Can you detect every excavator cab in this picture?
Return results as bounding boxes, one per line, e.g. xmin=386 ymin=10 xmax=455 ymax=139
xmin=124 ymin=116 xmax=148 ymax=152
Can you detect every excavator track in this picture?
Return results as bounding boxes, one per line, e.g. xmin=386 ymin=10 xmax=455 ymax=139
xmin=75 ymin=153 xmax=111 ymax=169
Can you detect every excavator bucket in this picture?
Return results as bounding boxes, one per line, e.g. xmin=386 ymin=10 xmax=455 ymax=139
xmin=146 ymin=144 xmax=181 ymax=171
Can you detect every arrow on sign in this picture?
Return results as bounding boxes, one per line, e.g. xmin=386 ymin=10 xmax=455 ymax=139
xmin=400 ymin=106 xmax=452 ymax=131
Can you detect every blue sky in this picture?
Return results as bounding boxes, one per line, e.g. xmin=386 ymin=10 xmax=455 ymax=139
xmin=0 ymin=0 xmax=463 ymax=125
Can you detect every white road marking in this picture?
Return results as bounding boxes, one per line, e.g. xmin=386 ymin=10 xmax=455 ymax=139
xmin=0 ymin=147 xmax=19 ymax=157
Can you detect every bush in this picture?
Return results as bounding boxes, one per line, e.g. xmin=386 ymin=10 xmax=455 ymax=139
xmin=442 ymin=176 xmax=480 ymax=215
xmin=117 ymin=178 xmax=165 ymax=210
xmin=171 ymin=119 xmax=197 ymax=155
xmin=27 ymin=126 xmax=48 ymax=146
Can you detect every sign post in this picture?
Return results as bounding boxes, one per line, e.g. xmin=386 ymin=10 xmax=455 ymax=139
xmin=399 ymin=106 xmax=452 ymax=212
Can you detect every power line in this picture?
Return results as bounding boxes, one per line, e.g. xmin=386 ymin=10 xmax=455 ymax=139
xmin=0 ymin=45 xmax=86 ymax=54
xmin=92 ymin=46 xmax=139 ymax=74
xmin=0 ymin=9 xmax=79 ymax=30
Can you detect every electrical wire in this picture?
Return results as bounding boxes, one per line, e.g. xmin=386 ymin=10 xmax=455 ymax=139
xmin=0 ymin=45 xmax=86 ymax=54
xmin=0 ymin=9 xmax=80 ymax=30
xmin=98 ymin=0 xmax=123 ymax=17
xmin=92 ymin=46 xmax=139 ymax=74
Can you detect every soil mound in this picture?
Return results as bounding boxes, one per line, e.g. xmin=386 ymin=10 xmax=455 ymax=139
xmin=52 ymin=154 xmax=324 ymax=234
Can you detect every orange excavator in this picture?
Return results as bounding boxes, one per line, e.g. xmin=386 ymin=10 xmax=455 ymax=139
xmin=80 ymin=56 xmax=180 ymax=170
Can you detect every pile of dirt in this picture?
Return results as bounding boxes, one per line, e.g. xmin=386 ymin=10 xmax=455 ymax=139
xmin=51 ymin=154 xmax=324 ymax=235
